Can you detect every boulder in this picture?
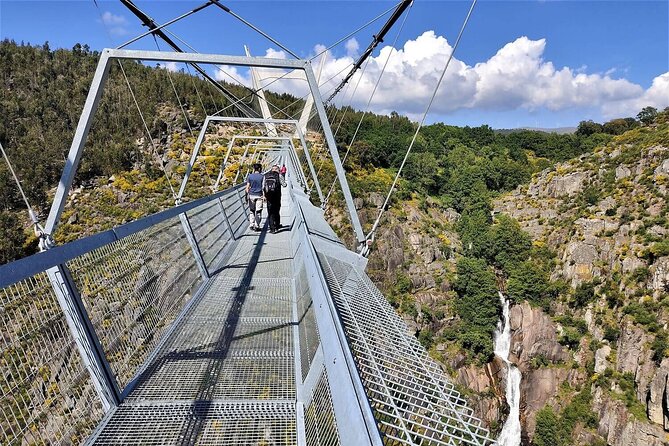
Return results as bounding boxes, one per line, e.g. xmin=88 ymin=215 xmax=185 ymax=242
xmin=616 ymin=165 xmax=632 ymax=180
xmin=654 ymin=158 xmax=669 ymax=175
xmin=595 ymin=345 xmax=612 ymax=374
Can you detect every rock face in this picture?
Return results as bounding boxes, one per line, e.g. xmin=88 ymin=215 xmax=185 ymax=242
xmin=492 ymin=139 xmax=669 ymax=444
xmin=507 ymin=302 xmax=577 ymax=440
xmin=647 ymin=358 xmax=669 ymax=430
xmin=508 ymin=302 xmax=570 ymax=368
xmin=454 ymin=355 xmax=506 ymax=425
xmin=593 ymin=387 xmax=668 ymax=446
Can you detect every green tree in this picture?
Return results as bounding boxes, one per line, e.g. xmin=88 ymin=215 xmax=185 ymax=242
xmin=637 ymin=106 xmax=658 ymax=125
xmin=454 ymin=257 xmax=500 ymax=361
xmin=0 ymin=211 xmax=26 ymax=263
xmin=484 ymin=215 xmax=532 ymax=271
xmin=534 ymin=406 xmax=561 ymax=446
xmin=572 ymin=281 xmax=596 ymax=308
xmin=507 ymin=260 xmax=551 ymax=307
xmin=575 ymin=120 xmax=604 ymax=137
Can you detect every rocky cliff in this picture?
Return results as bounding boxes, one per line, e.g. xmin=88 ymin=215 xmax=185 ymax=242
xmin=493 ymin=116 xmax=669 ymax=445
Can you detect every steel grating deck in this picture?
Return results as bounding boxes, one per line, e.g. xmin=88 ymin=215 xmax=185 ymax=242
xmin=90 ymin=192 xmax=302 ymax=445
xmin=87 ymin=175 xmax=492 ymax=445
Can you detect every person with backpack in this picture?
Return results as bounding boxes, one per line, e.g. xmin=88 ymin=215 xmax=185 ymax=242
xmin=263 ymin=164 xmax=286 ymax=233
xmin=245 ymin=163 xmax=264 ymax=231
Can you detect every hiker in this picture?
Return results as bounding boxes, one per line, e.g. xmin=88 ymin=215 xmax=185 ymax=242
xmin=280 ymin=163 xmax=287 ymax=180
xmin=246 ymin=163 xmax=264 ymax=231
xmin=263 ymin=164 xmax=286 ymax=233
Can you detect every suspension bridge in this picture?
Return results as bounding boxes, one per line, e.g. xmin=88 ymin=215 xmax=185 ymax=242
xmin=0 ymin=1 xmax=495 ymax=444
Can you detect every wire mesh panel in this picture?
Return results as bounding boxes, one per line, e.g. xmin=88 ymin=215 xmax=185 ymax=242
xmin=219 ymin=189 xmax=248 ymax=238
xmin=92 ymin=402 xmax=297 ymax=445
xmin=304 ymin=369 xmax=340 ymax=446
xmin=295 ymin=260 xmax=320 ymax=381
xmin=316 ymin=250 xmax=493 ymax=446
xmin=186 ymin=200 xmax=230 ymax=271
xmin=1 ymin=273 xmax=105 ymax=445
xmin=66 ymin=215 xmax=201 ymax=390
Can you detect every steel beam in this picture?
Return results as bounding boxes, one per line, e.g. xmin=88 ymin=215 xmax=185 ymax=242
xmin=44 ymin=48 xmax=356 ymax=250
xmin=45 ymin=51 xmax=112 ymax=237
xmin=180 ymin=115 xmax=323 ymax=202
xmin=47 ymin=264 xmax=121 ymax=410
xmin=303 ymin=62 xmax=365 ymax=245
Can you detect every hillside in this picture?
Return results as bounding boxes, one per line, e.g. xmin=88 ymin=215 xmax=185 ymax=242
xmin=491 ymin=112 xmax=669 ymax=445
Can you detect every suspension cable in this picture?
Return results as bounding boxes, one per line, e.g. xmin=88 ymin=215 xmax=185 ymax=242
xmin=366 ymin=0 xmax=477 ymax=246
xmin=325 ymin=0 xmax=412 ymax=104
xmin=117 ymin=0 xmax=215 ymax=49
xmin=117 ymin=60 xmax=178 ymax=199
xmin=119 ymin=0 xmax=259 ymax=118
xmin=0 ymin=142 xmax=42 ymax=228
xmin=323 ymin=1 xmax=413 ymax=208
xmin=210 ymin=0 xmax=299 ymax=59
xmin=309 ymin=1 xmax=401 ymax=62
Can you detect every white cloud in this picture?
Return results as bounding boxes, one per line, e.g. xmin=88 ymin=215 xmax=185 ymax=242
xmin=242 ymin=31 xmax=667 ymax=122
xmin=162 ymin=62 xmax=179 ymax=73
xmin=602 ymin=72 xmax=669 ymax=118
xmin=345 ymin=38 xmax=359 ymax=57
xmin=99 ymin=11 xmax=129 ymax=37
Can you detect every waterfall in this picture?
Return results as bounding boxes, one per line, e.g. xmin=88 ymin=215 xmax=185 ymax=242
xmin=494 ymin=291 xmax=522 ymax=446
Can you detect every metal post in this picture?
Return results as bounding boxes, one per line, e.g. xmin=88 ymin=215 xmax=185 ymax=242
xmin=177 ymin=116 xmax=212 ymax=201
xmin=214 ymin=136 xmax=236 ymax=191
xmin=46 ymin=264 xmax=121 ymax=411
xmin=179 ymin=213 xmax=209 ymax=279
xmin=303 ymin=61 xmax=365 ymax=246
xmin=217 ymin=197 xmax=236 ymax=241
xmin=45 ymin=52 xmax=112 ymax=237
xmin=233 ymin=143 xmax=252 ymax=184
xmin=294 ymin=126 xmax=324 ymax=203
xmin=286 ymin=140 xmax=309 ymax=190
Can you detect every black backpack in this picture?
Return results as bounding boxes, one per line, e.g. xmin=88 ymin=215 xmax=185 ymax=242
xmin=264 ymin=172 xmax=279 ymax=195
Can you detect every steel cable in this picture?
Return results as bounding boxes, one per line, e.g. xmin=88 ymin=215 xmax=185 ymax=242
xmin=366 ymin=0 xmax=478 ymax=246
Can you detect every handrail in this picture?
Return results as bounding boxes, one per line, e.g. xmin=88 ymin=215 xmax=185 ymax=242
xmin=0 ymin=185 xmax=244 ymax=288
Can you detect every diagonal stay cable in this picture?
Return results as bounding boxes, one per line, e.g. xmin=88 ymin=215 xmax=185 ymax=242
xmin=162 ymin=28 xmax=257 ymax=108
xmin=332 ymin=55 xmax=373 ymax=139
xmin=117 ymin=60 xmax=178 ymax=200
xmin=323 ymin=1 xmax=413 ymax=208
xmin=210 ymin=0 xmax=299 ymax=58
xmin=0 ymin=141 xmax=43 ymax=229
xmin=154 ymin=36 xmax=195 ymax=140
xmin=366 ymin=0 xmax=477 ymax=244
xmin=309 ymin=1 xmax=402 ymax=62
xmin=118 ymin=0 xmax=258 ymax=118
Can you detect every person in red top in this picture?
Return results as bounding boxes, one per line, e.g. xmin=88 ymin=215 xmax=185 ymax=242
xmin=280 ymin=164 xmax=287 ymax=180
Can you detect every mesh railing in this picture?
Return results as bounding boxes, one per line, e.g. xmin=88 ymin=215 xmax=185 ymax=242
xmin=1 ymin=273 xmax=105 ymax=445
xmin=186 ymin=199 xmax=230 ymax=272
xmin=304 ymin=368 xmax=340 ymax=446
xmin=316 ymin=250 xmax=494 ymax=446
xmin=66 ymin=214 xmax=201 ymax=390
xmin=295 ymin=261 xmax=320 ymax=381
xmin=0 ymin=187 xmax=245 ymax=445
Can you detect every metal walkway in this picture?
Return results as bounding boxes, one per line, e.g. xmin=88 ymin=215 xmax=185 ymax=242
xmin=91 ymin=189 xmax=307 ymax=444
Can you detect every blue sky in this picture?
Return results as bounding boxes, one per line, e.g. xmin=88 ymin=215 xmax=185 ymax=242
xmin=1 ymin=0 xmax=668 ymax=129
